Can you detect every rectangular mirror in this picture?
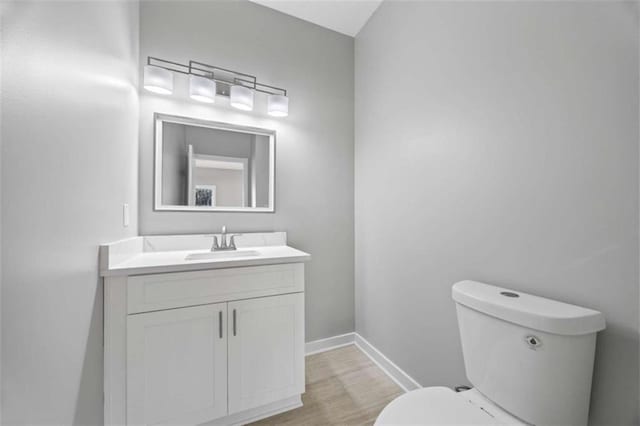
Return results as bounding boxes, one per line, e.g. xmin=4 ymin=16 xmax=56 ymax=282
xmin=154 ymin=114 xmax=275 ymax=212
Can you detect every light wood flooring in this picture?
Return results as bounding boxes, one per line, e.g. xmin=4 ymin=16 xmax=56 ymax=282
xmin=250 ymin=345 xmax=403 ymax=426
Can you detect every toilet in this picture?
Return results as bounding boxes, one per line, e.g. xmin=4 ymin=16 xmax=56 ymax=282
xmin=375 ymin=280 xmax=606 ymax=425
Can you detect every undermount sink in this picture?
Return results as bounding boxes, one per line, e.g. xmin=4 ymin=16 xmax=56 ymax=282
xmin=185 ymin=250 xmax=261 ymax=261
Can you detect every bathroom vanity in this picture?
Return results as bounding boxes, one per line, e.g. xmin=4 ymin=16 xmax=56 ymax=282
xmin=100 ymin=232 xmax=310 ymax=426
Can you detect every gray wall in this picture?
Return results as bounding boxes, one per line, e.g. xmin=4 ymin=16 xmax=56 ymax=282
xmin=355 ymin=1 xmax=639 ymax=424
xmin=0 ymin=4 xmax=4 ymax=417
xmin=253 ymin=135 xmax=270 ymax=208
xmin=139 ymin=1 xmax=355 ymax=341
xmin=1 ymin=2 xmax=139 ymax=424
xmin=186 ymin=126 xmax=253 ymax=158
xmin=162 ymin=123 xmax=186 ymax=205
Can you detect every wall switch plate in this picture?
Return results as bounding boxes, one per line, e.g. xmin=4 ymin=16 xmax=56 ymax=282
xmin=123 ymin=203 xmax=130 ymax=227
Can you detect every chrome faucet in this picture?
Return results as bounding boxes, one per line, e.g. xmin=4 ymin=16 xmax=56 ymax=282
xmin=211 ymin=226 xmax=241 ymax=251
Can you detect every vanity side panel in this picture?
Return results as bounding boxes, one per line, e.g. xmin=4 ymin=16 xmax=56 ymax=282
xmin=127 ymin=263 xmax=304 ymax=314
xmin=104 ymin=276 xmax=128 ymax=426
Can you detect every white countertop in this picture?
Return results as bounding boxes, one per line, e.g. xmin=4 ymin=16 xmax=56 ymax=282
xmin=100 ymin=232 xmax=311 ymax=277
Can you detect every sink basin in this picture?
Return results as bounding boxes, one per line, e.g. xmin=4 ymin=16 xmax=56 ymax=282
xmin=185 ymin=250 xmax=261 ymax=261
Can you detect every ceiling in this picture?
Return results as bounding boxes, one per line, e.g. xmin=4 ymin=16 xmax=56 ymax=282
xmin=249 ymin=0 xmax=383 ymax=37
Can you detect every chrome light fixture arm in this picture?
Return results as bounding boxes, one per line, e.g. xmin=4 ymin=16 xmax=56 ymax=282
xmin=145 ymin=56 xmax=287 ymax=97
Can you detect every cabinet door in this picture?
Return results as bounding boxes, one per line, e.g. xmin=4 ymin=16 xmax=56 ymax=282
xmin=127 ymin=303 xmax=227 ymax=425
xmin=228 ymin=293 xmax=305 ymax=414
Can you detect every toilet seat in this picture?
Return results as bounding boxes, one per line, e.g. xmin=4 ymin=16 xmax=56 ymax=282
xmin=374 ymin=387 xmax=526 ymax=425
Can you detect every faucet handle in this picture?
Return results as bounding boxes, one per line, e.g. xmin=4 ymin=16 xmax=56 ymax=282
xmin=229 ymin=234 xmax=243 ymax=250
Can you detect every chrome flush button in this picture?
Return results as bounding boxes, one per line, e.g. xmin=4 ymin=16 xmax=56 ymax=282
xmin=525 ymin=335 xmax=543 ymax=349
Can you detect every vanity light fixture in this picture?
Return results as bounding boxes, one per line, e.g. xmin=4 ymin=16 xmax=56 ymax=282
xmin=267 ymin=94 xmax=289 ymax=117
xmin=230 ymin=85 xmax=254 ymax=111
xmin=143 ymin=64 xmax=173 ymax=95
xmin=143 ymin=56 xmax=289 ymax=117
xmin=189 ymin=75 xmax=216 ymax=103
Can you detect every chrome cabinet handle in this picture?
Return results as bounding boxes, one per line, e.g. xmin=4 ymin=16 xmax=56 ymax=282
xmin=219 ymin=310 xmax=223 ymax=339
xmin=233 ymin=309 xmax=237 ymax=336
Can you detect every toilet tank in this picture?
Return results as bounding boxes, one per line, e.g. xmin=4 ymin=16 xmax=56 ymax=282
xmin=452 ymin=281 xmax=605 ymax=426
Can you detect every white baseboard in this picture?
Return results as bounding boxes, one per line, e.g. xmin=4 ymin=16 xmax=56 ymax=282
xmin=354 ymin=333 xmax=422 ymax=393
xmin=305 ymin=332 xmax=422 ymax=394
xmin=203 ymin=396 xmax=302 ymax=426
xmin=305 ymin=332 xmax=355 ymax=355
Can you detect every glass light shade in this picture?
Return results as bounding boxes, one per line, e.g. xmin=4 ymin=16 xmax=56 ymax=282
xmin=267 ymin=94 xmax=289 ymax=117
xmin=230 ymin=85 xmax=254 ymax=111
xmin=143 ymin=65 xmax=173 ymax=95
xmin=189 ymin=75 xmax=216 ymax=103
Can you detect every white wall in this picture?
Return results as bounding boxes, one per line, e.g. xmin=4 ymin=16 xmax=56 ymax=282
xmin=194 ymin=168 xmax=244 ymax=207
xmin=1 ymin=2 xmax=139 ymax=424
xmin=355 ymin=1 xmax=639 ymax=424
xmin=139 ymin=1 xmax=355 ymax=342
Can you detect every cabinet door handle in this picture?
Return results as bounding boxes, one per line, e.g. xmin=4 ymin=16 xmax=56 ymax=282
xmin=233 ymin=309 xmax=237 ymax=336
xmin=219 ymin=310 xmax=223 ymax=339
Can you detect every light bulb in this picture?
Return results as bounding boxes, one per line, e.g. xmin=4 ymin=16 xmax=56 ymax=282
xmin=230 ymin=85 xmax=254 ymax=111
xmin=267 ymin=94 xmax=289 ymax=117
xmin=189 ymin=75 xmax=216 ymax=103
xmin=143 ymin=65 xmax=173 ymax=95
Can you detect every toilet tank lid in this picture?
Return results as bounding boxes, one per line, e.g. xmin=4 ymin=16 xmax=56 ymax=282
xmin=452 ymin=280 xmax=606 ymax=336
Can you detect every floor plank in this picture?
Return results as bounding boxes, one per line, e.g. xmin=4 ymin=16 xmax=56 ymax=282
xmin=249 ymin=345 xmax=403 ymax=426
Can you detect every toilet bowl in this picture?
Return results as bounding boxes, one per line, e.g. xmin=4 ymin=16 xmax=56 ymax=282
xmin=375 ymin=387 xmax=525 ymax=425
xmin=374 ymin=280 xmax=606 ymax=426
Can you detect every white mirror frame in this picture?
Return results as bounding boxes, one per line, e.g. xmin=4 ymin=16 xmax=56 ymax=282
xmin=154 ymin=113 xmax=276 ymax=212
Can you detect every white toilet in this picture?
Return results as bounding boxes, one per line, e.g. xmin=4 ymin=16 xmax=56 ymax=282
xmin=375 ymin=280 xmax=606 ymax=425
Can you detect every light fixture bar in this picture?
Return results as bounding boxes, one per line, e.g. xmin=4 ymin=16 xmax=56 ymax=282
xmin=147 ymin=56 xmax=191 ymax=75
xmin=233 ymin=77 xmax=287 ymax=96
xmin=145 ymin=56 xmax=287 ymax=97
xmin=189 ymin=60 xmax=258 ymax=86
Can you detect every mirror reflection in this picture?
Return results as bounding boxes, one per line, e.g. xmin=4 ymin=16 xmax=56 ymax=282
xmin=155 ymin=115 xmax=275 ymax=212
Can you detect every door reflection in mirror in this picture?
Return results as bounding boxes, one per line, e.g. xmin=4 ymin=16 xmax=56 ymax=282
xmin=155 ymin=114 xmax=275 ymax=212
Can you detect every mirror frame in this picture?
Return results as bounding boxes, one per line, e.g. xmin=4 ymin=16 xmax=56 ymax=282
xmin=154 ymin=113 xmax=276 ymax=212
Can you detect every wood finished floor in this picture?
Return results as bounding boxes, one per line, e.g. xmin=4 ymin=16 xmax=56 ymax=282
xmin=249 ymin=345 xmax=403 ymax=426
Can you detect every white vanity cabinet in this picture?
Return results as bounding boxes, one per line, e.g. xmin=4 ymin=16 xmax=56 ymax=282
xmin=102 ymin=243 xmax=308 ymax=426
xmin=228 ymin=293 xmax=305 ymax=415
xmin=126 ymin=303 xmax=229 ymax=426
